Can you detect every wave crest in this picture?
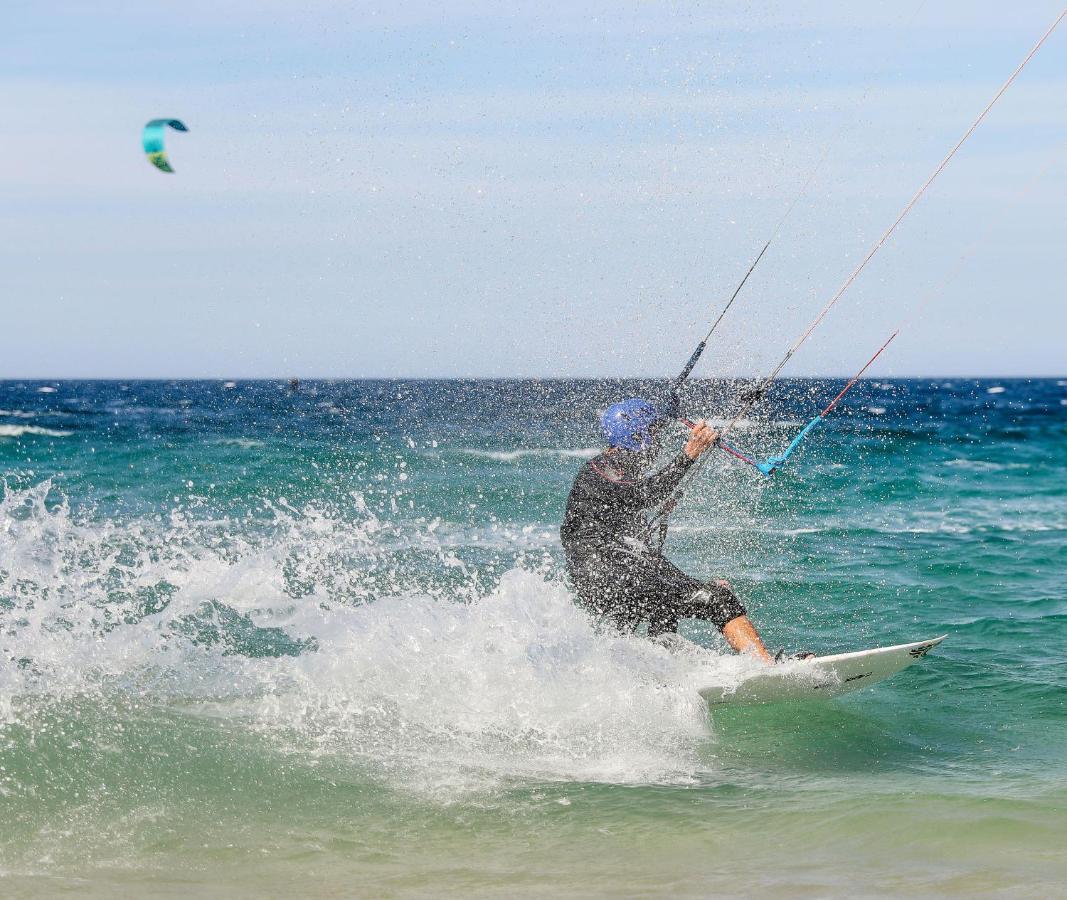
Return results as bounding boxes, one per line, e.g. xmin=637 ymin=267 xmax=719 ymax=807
xmin=0 ymin=481 xmax=737 ymax=794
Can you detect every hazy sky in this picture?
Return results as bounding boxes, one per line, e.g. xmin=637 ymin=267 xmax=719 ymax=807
xmin=3 ymin=1 xmax=1065 ymax=378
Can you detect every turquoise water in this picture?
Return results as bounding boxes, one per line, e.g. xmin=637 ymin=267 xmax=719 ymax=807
xmin=1 ymin=378 xmax=1065 ymax=897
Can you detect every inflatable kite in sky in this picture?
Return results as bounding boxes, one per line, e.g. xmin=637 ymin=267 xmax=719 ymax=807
xmin=142 ymin=119 xmax=188 ymax=173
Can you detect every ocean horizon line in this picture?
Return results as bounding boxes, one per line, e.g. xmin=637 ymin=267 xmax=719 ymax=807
xmin=2 ymin=374 xmax=1065 ymax=383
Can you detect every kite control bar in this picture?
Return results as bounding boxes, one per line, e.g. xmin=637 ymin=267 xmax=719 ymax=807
xmin=676 ymin=329 xmax=897 ymax=476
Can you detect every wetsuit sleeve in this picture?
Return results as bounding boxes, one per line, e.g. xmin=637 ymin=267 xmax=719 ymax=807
xmin=636 ymin=452 xmax=694 ymax=507
xmin=563 ymin=452 xmax=696 ymax=546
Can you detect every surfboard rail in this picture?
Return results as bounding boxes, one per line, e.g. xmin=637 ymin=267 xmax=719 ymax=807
xmin=699 ymin=635 xmax=947 ymax=707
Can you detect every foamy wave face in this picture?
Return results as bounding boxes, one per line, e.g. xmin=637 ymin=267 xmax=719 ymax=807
xmin=237 ymin=571 xmax=730 ymax=795
xmin=0 ymin=481 xmax=736 ymax=795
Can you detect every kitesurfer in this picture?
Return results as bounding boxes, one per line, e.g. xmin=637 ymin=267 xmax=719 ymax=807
xmin=561 ymin=398 xmax=778 ymax=663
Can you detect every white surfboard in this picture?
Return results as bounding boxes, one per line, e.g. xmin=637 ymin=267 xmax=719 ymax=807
xmin=699 ymin=635 xmax=947 ymax=706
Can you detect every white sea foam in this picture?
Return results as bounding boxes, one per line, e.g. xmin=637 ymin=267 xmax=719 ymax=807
xmin=944 ymin=458 xmax=1027 ymax=472
xmin=865 ymin=508 xmax=1067 ymax=535
xmin=458 ymin=447 xmax=600 ymax=462
xmin=36 ymin=386 xmax=57 ymax=394
xmin=105 ymin=404 xmax=179 ymax=416
xmin=986 ymin=386 xmax=1006 ymax=395
xmin=669 ymin=522 xmax=822 ymax=537
xmin=0 ymin=481 xmax=744 ymax=795
xmin=867 ymin=406 xmax=887 ymax=415
xmin=0 ymin=425 xmax=72 ymax=438
xmin=893 ymin=520 xmax=1067 ymax=535
xmin=241 ymin=573 xmax=742 ymax=794
xmin=215 ymin=437 xmax=265 ymax=449
xmin=0 ymin=409 xmax=37 ymax=418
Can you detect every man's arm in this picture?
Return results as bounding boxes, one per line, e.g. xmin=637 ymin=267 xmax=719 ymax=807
xmin=637 ymin=453 xmax=694 ymax=505
xmin=638 ymin=422 xmax=719 ymax=506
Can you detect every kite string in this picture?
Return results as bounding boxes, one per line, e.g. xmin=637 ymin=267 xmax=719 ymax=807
xmin=740 ymin=138 xmax=1065 ymax=474
xmin=648 ymin=7 xmax=1064 ymax=536
xmin=819 ymin=330 xmax=899 ymax=418
xmin=671 ymin=0 xmax=930 ymax=395
xmin=646 ymin=7 xmax=1066 ymax=530
xmin=722 ymin=5 xmax=1067 ymax=438
xmin=721 ymin=144 xmax=1064 ymax=477
xmin=896 ymin=150 xmax=1064 ymax=336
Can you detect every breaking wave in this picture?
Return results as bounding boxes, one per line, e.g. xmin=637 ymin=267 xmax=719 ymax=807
xmin=0 ymin=425 xmax=73 ymax=438
xmin=0 ymin=481 xmax=747 ymax=798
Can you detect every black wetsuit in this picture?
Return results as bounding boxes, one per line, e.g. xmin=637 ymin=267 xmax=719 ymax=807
xmin=560 ymin=448 xmax=746 ymax=636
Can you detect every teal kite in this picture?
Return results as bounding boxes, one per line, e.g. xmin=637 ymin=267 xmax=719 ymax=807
xmin=142 ymin=119 xmax=188 ymax=173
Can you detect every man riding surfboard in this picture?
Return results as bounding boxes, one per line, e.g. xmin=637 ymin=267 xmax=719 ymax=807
xmin=561 ymin=398 xmax=799 ymax=664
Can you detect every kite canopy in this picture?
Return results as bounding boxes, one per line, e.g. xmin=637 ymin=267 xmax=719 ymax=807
xmin=142 ymin=118 xmax=188 ymax=173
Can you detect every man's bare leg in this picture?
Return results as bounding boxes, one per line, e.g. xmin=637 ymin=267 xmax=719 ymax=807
xmin=722 ymin=615 xmax=775 ymax=665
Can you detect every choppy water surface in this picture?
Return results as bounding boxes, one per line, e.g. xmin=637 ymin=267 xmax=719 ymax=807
xmin=1 ymin=379 xmax=1065 ymax=897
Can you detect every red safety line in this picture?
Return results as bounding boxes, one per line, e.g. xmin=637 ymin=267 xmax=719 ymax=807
xmin=820 ymin=330 xmax=899 ymax=417
xmin=678 ymin=417 xmax=759 ymax=468
xmin=717 ymin=441 xmax=760 ymax=468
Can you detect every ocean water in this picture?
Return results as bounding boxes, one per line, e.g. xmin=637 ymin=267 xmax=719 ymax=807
xmin=1 ymin=378 xmax=1065 ymax=898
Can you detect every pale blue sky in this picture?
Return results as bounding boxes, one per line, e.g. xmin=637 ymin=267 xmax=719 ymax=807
xmin=2 ymin=1 xmax=1065 ymax=378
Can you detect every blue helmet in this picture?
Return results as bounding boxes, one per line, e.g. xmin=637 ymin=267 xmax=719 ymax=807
xmin=600 ymin=398 xmax=664 ymax=450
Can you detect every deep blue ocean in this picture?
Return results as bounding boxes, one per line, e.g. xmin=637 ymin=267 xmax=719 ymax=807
xmin=1 ymin=377 xmax=1065 ymax=896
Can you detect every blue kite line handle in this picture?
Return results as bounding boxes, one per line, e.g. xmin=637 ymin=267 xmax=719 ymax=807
xmin=754 ymin=458 xmax=780 ymax=476
xmin=754 ymin=415 xmax=824 ymax=476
